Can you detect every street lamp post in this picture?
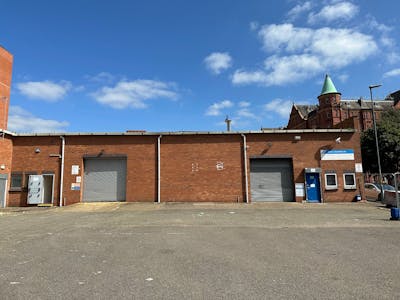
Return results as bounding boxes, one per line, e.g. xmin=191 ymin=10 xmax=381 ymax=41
xmin=369 ymin=84 xmax=383 ymax=201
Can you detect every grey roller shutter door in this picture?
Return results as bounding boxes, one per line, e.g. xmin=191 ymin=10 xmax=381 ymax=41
xmin=250 ymin=159 xmax=294 ymax=202
xmin=83 ymin=158 xmax=126 ymax=202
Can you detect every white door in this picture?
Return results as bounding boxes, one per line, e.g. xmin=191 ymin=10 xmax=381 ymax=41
xmin=27 ymin=175 xmax=44 ymax=204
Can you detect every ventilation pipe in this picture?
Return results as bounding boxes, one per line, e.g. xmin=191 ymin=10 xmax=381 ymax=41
xmin=225 ymin=116 xmax=231 ymax=132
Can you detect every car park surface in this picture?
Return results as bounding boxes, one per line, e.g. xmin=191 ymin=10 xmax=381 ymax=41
xmin=1 ymin=202 xmax=400 ymax=299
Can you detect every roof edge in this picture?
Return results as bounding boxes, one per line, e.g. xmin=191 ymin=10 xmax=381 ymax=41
xmin=5 ymin=128 xmax=356 ymax=137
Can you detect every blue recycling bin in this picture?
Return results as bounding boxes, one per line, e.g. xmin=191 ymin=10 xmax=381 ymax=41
xmin=390 ymin=207 xmax=400 ymax=220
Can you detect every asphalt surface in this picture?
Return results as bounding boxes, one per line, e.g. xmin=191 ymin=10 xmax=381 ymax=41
xmin=0 ymin=202 xmax=399 ymax=299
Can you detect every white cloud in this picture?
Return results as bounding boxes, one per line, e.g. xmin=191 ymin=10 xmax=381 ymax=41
xmin=308 ymin=1 xmax=359 ymax=24
xmin=204 ymin=52 xmax=233 ymax=75
xmin=263 ymin=54 xmax=323 ymax=85
xmin=205 ymin=100 xmax=233 ymax=116
xmin=86 ymin=72 xmax=116 ymax=84
xmin=311 ymin=28 xmax=377 ymax=67
xmin=92 ymin=80 xmax=179 ymax=109
xmin=237 ymin=107 xmax=259 ymax=120
xmin=258 ymin=23 xmax=312 ymax=52
xmin=16 ymin=80 xmax=72 ymax=102
xmin=366 ymin=16 xmax=392 ymax=33
xmin=234 ymin=24 xmax=377 ymax=86
xmin=383 ymin=68 xmax=400 ymax=78
xmin=264 ymin=99 xmax=293 ymax=118
xmin=232 ymin=70 xmax=269 ymax=85
xmin=364 ymin=15 xmax=398 ymax=64
xmin=8 ymin=106 xmax=69 ymax=133
xmin=258 ymin=24 xmax=377 ymax=63
xmin=238 ymin=101 xmax=250 ymax=108
xmin=286 ymin=1 xmax=312 ymax=21
xmin=380 ymin=36 xmax=395 ymax=48
xmin=387 ymin=52 xmax=400 ymax=64
xmin=338 ymin=73 xmax=349 ymax=83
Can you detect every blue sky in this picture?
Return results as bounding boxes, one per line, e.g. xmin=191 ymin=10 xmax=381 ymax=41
xmin=1 ymin=0 xmax=400 ymax=133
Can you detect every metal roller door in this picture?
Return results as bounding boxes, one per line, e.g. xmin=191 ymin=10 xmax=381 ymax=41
xmin=83 ymin=158 xmax=127 ymax=202
xmin=250 ymin=158 xmax=294 ymax=202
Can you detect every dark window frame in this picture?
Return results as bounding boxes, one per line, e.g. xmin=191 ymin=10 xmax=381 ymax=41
xmin=10 ymin=172 xmax=23 ymax=191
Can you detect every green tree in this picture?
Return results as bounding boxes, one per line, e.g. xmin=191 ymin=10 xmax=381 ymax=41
xmin=361 ymin=109 xmax=400 ymax=173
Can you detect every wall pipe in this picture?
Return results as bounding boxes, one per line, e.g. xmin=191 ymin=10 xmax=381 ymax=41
xmin=241 ymin=134 xmax=249 ymax=203
xmin=59 ymin=136 xmax=65 ymax=207
xmin=157 ymin=135 xmax=162 ymax=203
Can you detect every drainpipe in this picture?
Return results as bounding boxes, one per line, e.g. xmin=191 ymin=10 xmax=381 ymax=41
xmin=59 ymin=136 xmax=65 ymax=207
xmin=157 ymin=135 xmax=162 ymax=203
xmin=241 ymin=134 xmax=249 ymax=203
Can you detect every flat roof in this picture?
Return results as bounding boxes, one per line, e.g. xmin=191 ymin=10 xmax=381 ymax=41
xmin=1 ymin=128 xmax=355 ymax=137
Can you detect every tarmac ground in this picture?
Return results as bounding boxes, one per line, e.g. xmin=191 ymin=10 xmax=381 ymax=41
xmin=1 ymin=201 xmax=399 ymax=299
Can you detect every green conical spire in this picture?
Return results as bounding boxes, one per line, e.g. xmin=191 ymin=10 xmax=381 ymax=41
xmin=320 ymin=74 xmax=338 ymax=96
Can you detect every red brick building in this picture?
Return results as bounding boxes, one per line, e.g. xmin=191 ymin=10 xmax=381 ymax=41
xmin=287 ymin=75 xmax=400 ymax=131
xmin=0 ymin=47 xmax=366 ymax=207
xmin=0 ymin=45 xmax=12 ymax=130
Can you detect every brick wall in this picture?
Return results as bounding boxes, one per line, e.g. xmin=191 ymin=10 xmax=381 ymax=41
xmin=246 ymin=130 xmax=363 ymax=202
xmin=63 ymin=135 xmax=157 ymax=205
xmin=160 ymin=135 xmax=244 ymax=202
xmin=9 ymin=136 xmax=61 ymax=206
xmin=6 ymin=130 xmax=363 ymax=206
xmin=0 ymin=47 xmax=13 ymax=130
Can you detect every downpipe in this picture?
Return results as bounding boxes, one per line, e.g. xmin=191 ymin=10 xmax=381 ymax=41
xmin=59 ymin=136 xmax=65 ymax=207
xmin=157 ymin=135 xmax=162 ymax=203
xmin=241 ymin=134 xmax=249 ymax=203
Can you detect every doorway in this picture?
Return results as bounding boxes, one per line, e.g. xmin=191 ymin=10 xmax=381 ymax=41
xmin=305 ymin=172 xmax=321 ymax=203
xmin=27 ymin=174 xmax=54 ymax=205
xmin=42 ymin=174 xmax=55 ymax=204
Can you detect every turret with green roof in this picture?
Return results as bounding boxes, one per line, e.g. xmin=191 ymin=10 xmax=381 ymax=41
xmin=320 ymin=74 xmax=340 ymax=96
xmin=318 ymin=74 xmax=341 ymax=106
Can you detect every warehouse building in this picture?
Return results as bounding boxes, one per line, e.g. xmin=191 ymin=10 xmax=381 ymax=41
xmin=0 ymin=46 xmax=365 ymax=206
xmin=1 ymin=127 xmax=364 ymax=207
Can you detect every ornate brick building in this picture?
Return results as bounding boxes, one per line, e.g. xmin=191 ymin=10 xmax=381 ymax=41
xmin=287 ymin=75 xmax=400 ymax=131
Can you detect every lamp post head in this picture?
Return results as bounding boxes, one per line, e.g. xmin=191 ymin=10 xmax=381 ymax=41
xmin=369 ymin=84 xmax=382 ymax=90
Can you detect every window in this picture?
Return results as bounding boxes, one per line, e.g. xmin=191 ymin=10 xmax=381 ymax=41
xmin=343 ymin=173 xmax=356 ymax=189
xmin=10 ymin=173 xmax=23 ymax=191
xmin=325 ymin=173 xmax=338 ymax=190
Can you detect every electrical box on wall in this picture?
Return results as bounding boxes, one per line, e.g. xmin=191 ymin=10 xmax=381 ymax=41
xmin=27 ymin=175 xmax=44 ymax=204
